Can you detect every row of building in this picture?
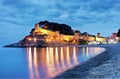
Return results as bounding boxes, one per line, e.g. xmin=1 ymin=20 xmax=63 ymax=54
xmin=24 ymin=24 xmax=120 ymax=46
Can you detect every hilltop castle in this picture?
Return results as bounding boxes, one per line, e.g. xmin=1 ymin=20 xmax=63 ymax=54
xmin=4 ymin=21 xmax=120 ymax=47
xmin=22 ymin=21 xmax=107 ymax=46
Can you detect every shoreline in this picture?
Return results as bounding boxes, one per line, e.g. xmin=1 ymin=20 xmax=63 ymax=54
xmin=3 ymin=43 xmax=77 ymax=48
xmin=54 ymin=43 xmax=120 ymax=78
xmin=4 ymin=43 xmax=120 ymax=78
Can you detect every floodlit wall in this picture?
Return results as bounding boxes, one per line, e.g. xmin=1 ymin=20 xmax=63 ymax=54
xmin=35 ymin=26 xmax=106 ymax=42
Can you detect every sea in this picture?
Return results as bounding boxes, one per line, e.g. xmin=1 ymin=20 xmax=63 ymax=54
xmin=0 ymin=26 xmax=105 ymax=79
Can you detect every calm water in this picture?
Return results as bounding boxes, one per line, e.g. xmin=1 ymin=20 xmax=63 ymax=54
xmin=0 ymin=46 xmax=105 ymax=79
xmin=0 ymin=29 xmax=105 ymax=78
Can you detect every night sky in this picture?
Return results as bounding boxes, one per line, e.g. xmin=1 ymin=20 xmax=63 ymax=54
xmin=0 ymin=0 xmax=120 ymax=37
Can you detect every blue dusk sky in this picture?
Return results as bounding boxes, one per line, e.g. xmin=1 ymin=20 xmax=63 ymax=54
xmin=0 ymin=0 xmax=120 ymax=37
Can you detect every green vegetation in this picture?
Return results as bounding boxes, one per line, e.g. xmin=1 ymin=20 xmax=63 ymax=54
xmin=78 ymin=39 xmax=88 ymax=45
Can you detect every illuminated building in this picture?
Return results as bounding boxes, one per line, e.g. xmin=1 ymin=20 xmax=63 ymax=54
xmin=22 ymin=23 xmax=107 ymax=46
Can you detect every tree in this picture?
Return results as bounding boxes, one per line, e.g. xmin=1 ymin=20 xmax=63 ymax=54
xmin=78 ymin=39 xmax=88 ymax=45
xmin=117 ymin=29 xmax=120 ymax=37
xmin=82 ymin=32 xmax=88 ymax=36
xmin=30 ymin=28 xmax=35 ymax=34
xmin=74 ymin=30 xmax=80 ymax=35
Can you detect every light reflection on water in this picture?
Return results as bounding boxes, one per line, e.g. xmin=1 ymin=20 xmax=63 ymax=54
xmin=26 ymin=46 xmax=105 ymax=79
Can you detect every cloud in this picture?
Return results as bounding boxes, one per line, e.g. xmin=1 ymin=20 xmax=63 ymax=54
xmin=0 ymin=0 xmax=120 ymax=36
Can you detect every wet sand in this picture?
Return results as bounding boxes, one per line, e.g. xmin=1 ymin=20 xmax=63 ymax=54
xmin=54 ymin=43 xmax=120 ymax=79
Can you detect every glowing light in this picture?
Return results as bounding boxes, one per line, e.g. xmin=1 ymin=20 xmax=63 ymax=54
xmin=60 ymin=47 xmax=64 ymax=61
xmin=82 ymin=47 xmax=85 ymax=54
xmin=60 ymin=47 xmax=65 ymax=67
xmin=49 ymin=47 xmax=54 ymax=60
xmin=33 ymin=47 xmax=37 ymax=66
xmin=27 ymin=47 xmax=34 ymax=79
xmin=96 ymin=37 xmax=102 ymax=41
xmin=45 ymin=47 xmax=56 ymax=77
xmin=33 ymin=47 xmax=40 ymax=78
xmin=46 ymin=47 xmax=49 ymax=63
xmin=66 ymin=47 xmax=71 ymax=65
xmin=116 ymin=37 xmax=119 ymax=40
xmin=33 ymin=38 xmax=37 ymax=42
xmin=28 ymin=38 xmax=32 ymax=41
xmin=86 ymin=47 xmax=89 ymax=57
xmin=27 ymin=46 xmax=99 ymax=79
xmin=109 ymin=39 xmax=113 ymax=42
xmin=55 ymin=47 xmax=59 ymax=65
xmin=73 ymin=47 xmax=79 ymax=64
xmin=46 ymin=39 xmax=51 ymax=42
xmin=33 ymin=24 xmax=107 ymax=43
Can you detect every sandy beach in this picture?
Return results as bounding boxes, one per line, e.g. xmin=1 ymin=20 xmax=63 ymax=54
xmin=54 ymin=43 xmax=120 ymax=79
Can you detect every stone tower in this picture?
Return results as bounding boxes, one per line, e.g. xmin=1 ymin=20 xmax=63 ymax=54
xmin=97 ymin=33 xmax=100 ymax=37
xmin=35 ymin=23 xmax=40 ymax=33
